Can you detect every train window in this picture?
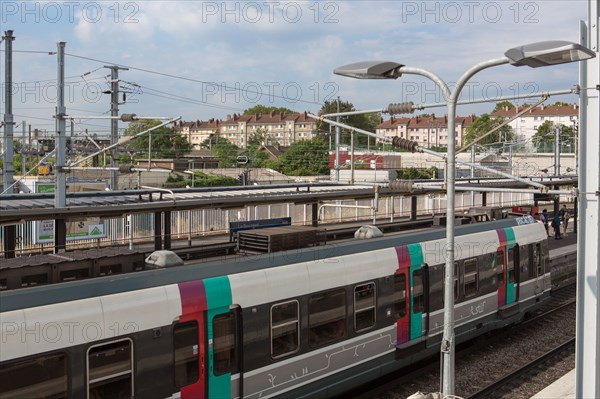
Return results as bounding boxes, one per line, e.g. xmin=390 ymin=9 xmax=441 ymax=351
xmin=213 ymin=311 xmax=238 ymax=376
xmin=309 ymin=289 xmax=346 ymax=347
xmin=454 ymin=262 xmax=459 ymax=301
xmin=271 ymin=301 xmax=300 ymax=359
xmin=174 ymin=321 xmax=199 ymax=388
xmin=442 ymin=263 xmax=460 ymax=307
xmin=87 ymin=339 xmax=133 ymax=399
xmin=0 ymin=278 xmax=7 ymax=291
xmin=393 ymin=274 xmax=407 ymax=318
xmin=412 ymin=270 xmax=424 ymax=313
xmin=507 ymin=248 xmax=515 ymax=283
xmin=520 ymin=245 xmax=531 ymax=280
xmin=0 ymin=353 xmax=67 ymax=399
xmin=496 ymin=251 xmax=505 ymax=287
xmin=464 ymin=258 xmax=478 ymax=298
xmin=354 ymin=283 xmax=376 ymax=332
xmin=534 ymin=243 xmax=544 ymax=277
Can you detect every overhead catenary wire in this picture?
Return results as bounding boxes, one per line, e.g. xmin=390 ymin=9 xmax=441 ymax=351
xmin=64 ymin=52 xmax=325 ymax=106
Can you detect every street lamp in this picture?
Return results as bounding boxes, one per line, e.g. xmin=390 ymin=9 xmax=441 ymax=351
xmin=334 ymin=40 xmax=594 ymax=397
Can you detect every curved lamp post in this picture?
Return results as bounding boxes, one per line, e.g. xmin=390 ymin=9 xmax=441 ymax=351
xmin=334 ymin=40 xmax=594 ymax=396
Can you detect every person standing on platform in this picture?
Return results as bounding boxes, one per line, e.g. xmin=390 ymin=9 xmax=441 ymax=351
xmin=563 ymin=208 xmax=571 ymax=235
xmin=559 ymin=204 xmax=567 ymax=224
xmin=553 ymin=212 xmax=562 ymax=239
xmin=541 ymin=209 xmax=550 ymax=236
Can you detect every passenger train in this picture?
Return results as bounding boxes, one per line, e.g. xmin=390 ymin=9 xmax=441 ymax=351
xmin=0 ymin=216 xmax=549 ymax=399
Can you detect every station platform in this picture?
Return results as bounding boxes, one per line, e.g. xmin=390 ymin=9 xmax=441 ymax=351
xmin=530 ymin=369 xmax=575 ymax=399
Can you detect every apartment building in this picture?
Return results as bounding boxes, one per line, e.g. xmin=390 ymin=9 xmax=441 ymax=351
xmin=491 ymin=104 xmax=579 ymax=142
xmin=375 ymin=114 xmax=476 ymax=148
xmin=176 ymin=119 xmax=222 ymax=149
xmin=220 ymin=111 xmax=318 ymax=148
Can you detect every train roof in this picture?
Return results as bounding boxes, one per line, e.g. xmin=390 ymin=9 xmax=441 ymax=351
xmin=0 ymin=218 xmax=542 ymax=312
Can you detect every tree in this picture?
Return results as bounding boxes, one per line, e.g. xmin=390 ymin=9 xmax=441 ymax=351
xmin=123 ymin=120 xmax=191 ymax=159
xmin=318 ymin=100 xmax=380 ymax=147
xmin=493 ymin=101 xmax=515 ymax=113
xmin=243 ymin=127 xmax=271 ymax=168
xmin=200 ymin=131 xmax=221 ymax=149
xmin=396 ymin=166 xmax=438 ymax=180
xmin=531 ymin=121 xmax=576 ymax=153
xmin=551 ymin=101 xmax=571 ymax=107
xmin=243 ymin=105 xmax=295 ymax=115
xmin=247 ymin=127 xmax=268 ymax=147
xmin=463 ymin=114 xmax=513 ymax=147
xmin=211 ymin=140 xmax=239 ymax=167
xmin=277 ymin=137 xmax=329 ymax=175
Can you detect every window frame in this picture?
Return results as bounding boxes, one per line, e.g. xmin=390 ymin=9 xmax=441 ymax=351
xmin=308 ymin=288 xmax=346 ymax=348
xmin=412 ymin=269 xmax=425 ymax=313
xmin=270 ymin=300 xmax=300 ymax=359
xmin=354 ymin=282 xmax=376 ymax=332
xmin=496 ymin=250 xmax=505 ymax=287
xmin=173 ymin=321 xmax=200 ymax=388
xmin=463 ymin=258 xmax=479 ymax=298
xmin=212 ymin=311 xmax=239 ymax=376
xmin=86 ymin=338 xmax=134 ymax=399
xmin=0 ymin=352 xmax=69 ymax=399
xmin=393 ymin=274 xmax=407 ymax=319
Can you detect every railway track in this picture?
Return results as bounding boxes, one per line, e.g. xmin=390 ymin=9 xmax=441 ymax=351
xmin=347 ymin=284 xmax=577 ymax=399
xmin=466 ymin=338 xmax=575 ymax=399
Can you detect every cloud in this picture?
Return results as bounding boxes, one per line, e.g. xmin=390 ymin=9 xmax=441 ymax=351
xmin=2 ymin=0 xmax=591 ymax=124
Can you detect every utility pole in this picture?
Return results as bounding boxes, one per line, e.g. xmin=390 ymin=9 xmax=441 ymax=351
xmin=54 ymin=41 xmax=67 ymax=253
xmin=2 ymin=30 xmax=15 ymax=193
xmin=104 ymin=65 xmax=128 ymax=190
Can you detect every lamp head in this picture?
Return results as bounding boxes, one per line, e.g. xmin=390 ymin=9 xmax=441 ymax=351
xmin=505 ymin=40 xmax=595 ymax=68
xmin=334 ymin=61 xmax=404 ymax=79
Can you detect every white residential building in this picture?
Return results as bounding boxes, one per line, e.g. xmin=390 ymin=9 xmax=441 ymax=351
xmin=492 ymin=104 xmax=579 ymax=143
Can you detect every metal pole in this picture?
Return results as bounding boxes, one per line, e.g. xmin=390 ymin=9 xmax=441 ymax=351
xmin=554 ymin=125 xmax=561 ymax=176
xmin=55 ymin=42 xmax=67 ymax=208
xmin=335 ymin=96 xmax=340 ymax=182
xmin=22 ymin=120 xmax=26 ymax=179
xmin=470 ymin=146 xmax=475 ymax=207
xmin=3 ymin=30 xmax=15 ymax=193
xmin=350 ymin=131 xmax=355 ymax=184
xmin=401 ymin=59 xmax=512 ymax=397
xmin=576 ymin=5 xmax=599 ymax=397
xmin=54 ymin=41 xmax=67 ymax=253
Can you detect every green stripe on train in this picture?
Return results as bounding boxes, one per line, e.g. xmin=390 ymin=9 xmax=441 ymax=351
xmin=408 ymin=243 xmax=424 ymax=340
xmin=504 ymin=228 xmax=516 ymax=305
xmin=204 ymin=276 xmax=233 ymax=399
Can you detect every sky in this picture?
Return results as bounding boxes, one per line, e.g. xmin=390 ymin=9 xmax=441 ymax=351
xmin=0 ymin=0 xmax=592 ymax=138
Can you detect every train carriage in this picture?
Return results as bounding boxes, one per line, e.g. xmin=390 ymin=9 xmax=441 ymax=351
xmin=0 ymin=217 xmax=549 ymax=399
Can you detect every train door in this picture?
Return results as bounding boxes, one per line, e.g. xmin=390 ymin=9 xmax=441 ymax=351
xmin=496 ymin=249 xmax=507 ymax=308
xmin=497 ymin=246 xmax=518 ymax=308
xmin=507 ymin=246 xmax=518 ymax=302
xmin=208 ymin=307 xmax=241 ymax=399
xmin=177 ymin=280 xmax=208 ymax=399
xmin=410 ymin=265 xmax=428 ymax=339
xmin=394 ymin=268 xmax=427 ymax=343
xmin=394 ymin=271 xmax=409 ymax=345
xmin=395 ymin=244 xmax=428 ymax=345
